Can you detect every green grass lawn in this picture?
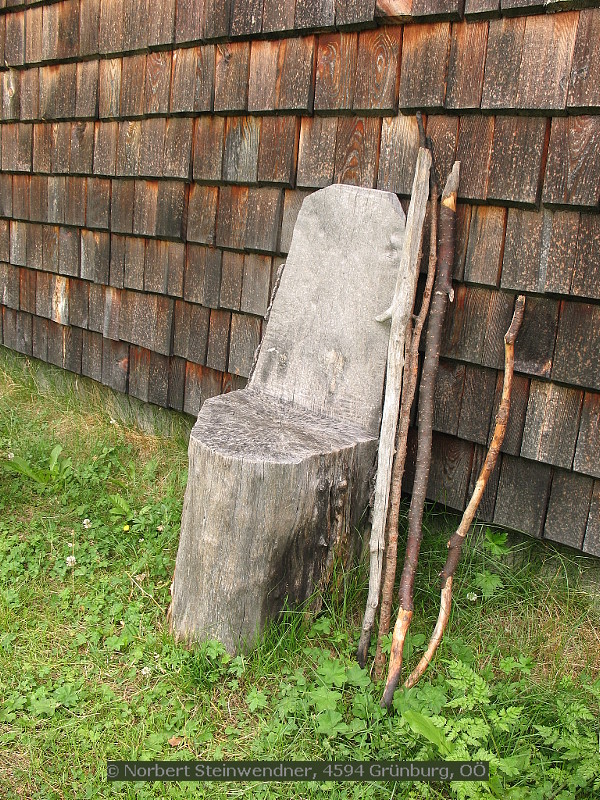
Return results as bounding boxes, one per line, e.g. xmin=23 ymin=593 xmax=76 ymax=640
xmin=1 ymin=346 xmax=599 ymax=800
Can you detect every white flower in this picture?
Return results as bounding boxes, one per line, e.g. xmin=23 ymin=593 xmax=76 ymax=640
xmin=109 ymin=418 xmax=117 ymax=425
xmin=66 ymin=555 xmax=77 ymax=568
xmin=141 ymin=666 xmax=151 ymax=677
xmin=466 ymin=592 xmax=478 ymax=602
xmin=82 ymin=518 xmax=92 ymax=529
xmin=157 ymin=525 xmax=164 ymax=532
xmin=7 ymin=452 xmax=14 ymax=460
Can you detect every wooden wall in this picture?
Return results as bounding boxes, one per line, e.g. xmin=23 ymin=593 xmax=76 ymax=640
xmin=0 ymin=0 xmax=598 ymax=555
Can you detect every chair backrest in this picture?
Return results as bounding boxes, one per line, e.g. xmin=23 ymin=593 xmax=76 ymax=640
xmin=249 ymin=184 xmax=406 ymax=437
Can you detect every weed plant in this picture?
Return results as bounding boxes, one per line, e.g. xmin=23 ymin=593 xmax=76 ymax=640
xmin=0 ymin=347 xmax=599 ymax=799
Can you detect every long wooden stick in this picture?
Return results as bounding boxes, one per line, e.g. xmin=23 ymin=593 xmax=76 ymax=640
xmin=381 ymin=162 xmax=459 ymax=707
xmin=373 ymin=184 xmax=439 ymax=681
xmin=404 ymin=294 xmax=525 ymax=690
xmin=356 ymin=147 xmax=432 ymax=668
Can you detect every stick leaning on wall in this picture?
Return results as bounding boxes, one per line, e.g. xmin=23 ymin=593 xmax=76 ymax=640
xmin=356 ymin=146 xmax=432 ymax=668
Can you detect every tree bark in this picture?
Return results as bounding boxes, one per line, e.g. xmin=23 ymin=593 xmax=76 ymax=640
xmin=373 ymin=184 xmax=439 ymax=681
xmin=356 ymin=148 xmax=432 ymax=668
xmin=381 ymin=162 xmax=459 ymax=708
xmin=403 ymin=294 xmax=525 ymax=689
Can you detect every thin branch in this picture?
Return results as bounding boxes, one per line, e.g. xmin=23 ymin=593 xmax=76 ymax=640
xmin=403 ymin=294 xmax=526 ymax=690
xmin=381 ymin=162 xmax=460 ymax=708
xmin=374 ymin=182 xmax=439 ymax=681
xmin=356 ymin=147 xmax=432 ymax=668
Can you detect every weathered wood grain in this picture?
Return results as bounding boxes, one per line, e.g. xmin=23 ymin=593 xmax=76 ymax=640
xmin=110 ymin=180 xmax=134 ymax=234
xmin=168 ymin=356 xmax=186 ymax=411
xmin=206 ymin=308 xmax=231 ymax=372
xmin=544 ymin=469 xmax=593 ymax=550
xmin=482 ymin=17 xmax=525 ymax=109
xmin=163 ymin=118 xmax=193 ymax=179
xmin=138 ymin=118 xmax=166 ymax=178
xmin=240 ymin=254 xmax=271 ymax=317
xmin=314 ymin=32 xmax=358 ymax=112
xmin=93 ymin=122 xmax=118 ymax=176
xmin=129 ymin=346 xmax=151 ymax=403
xmin=463 ymin=206 xmax=505 ymax=287
xmin=144 ymin=52 xmax=171 ymax=115
xmin=377 ymin=114 xmax=420 ymax=196
xmin=80 ymin=230 xmax=110 ymax=284
xmin=295 ymin=0 xmax=335 ymax=29
xmin=5 ymin=9 xmax=24 ymax=66
xmin=228 ymin=312 xmax=261 ymax=377
xmin=432 ymin=360 xmax=465 ymax=436
xmin=521 ymin=379 xmax=583 ymax=469
xmin=58 ymin=227 xmax=79 ymax=276
xmin=173 ymin=299 xmax=210 ymax=364
xmin=543 ymin=116 xmax=600 ymax=208
xmin=583 ymin=481 xmax=600 ymax=556
xmin=353 ymin=27 xmax=401 ymax=113
xmin=214 ymin=42 xmax=249 ymax=112
xmin=455 ymin=116 xmax=493 ymax=201
xmin=494 ymin=453 xmax=551 ymax=537
xmin=21 ymin=68 xmax=40 ymax=121
xmin=76 ymin=61 xmax=99 ymax=119
xmin=297 ymin=117 xmax=338 ymax=188
xmin=262 ymin=0 xmax=296 ymax=32
xmin=280 ymin=189 xmax=313 ymax=254
xmin=219 ymin=251 xmax=244 ymax=310
xmin=79 ymin=0 xmax=100 ymax=56
xmin=19 ymin=267 xmax=37 ymax=315
xmin=193 ymin=117 xmax=224 ymax=182
xmin=156 ymin=181 xmax=186 ymax=239
xmin=334 ymin=117 xmax=380 ymax=188
xmin=123 ymin=233 xmax=146 ymax=290
xmin=170 ymin=45 xmax=214 ymax=113
xmin=257 ymin=117 xmax=298 ymax=186
xmin=573 ymin=391 xmax=600 ymax=479
xmin=187 ymin=185 xmax=218 ymax=245
xmin=515 ymin=12 xmax=578 ymax=111
xmin=68 ymin=278 xmax=89 ymax=329
xmin=184 ymin=244 xmax=222 ymax=307
xmin=120 ymin=55 xmax=146 ymax=118
xmin=32 ymin=316 xmax=49 ymax=362
xmin=446 ymin=21 xmax=487 ymax=109
xmin=544 ymin=210 xmax=580 ymax=294
xmin=571 ymin=212 xmax=600 ymax=300
xmin=230 ymin=0 xmax=263 ymax=35
xmin=203 ymin=0 xmax=231 ymax=40
xmin=102 ymin=338 xmax=129 ymax=393
xmin=215 ymin=186 xmax=248 ymax=250
xmin=81 ymin=330 xmax=102 ymax=382
xmin=42 ymin=226 xmax=59 ymax=273
xmin=336 ymin=0 xmax=376 ymax=26
xmin=133 ymin=181 xmax=158 ymax=237
xmin=174 ymin=0 xmax=204 ymax=43
xmin=98 ymin=58 xmax=121 ymax=119
xmin=552 ymin=300 xmax=600 ymax=391
xmin=25 ymin=6 xmax=43 ymax=63
xmin=116 ymin=121 xmax=142 ymax=177
xmin=487 ymin=116 xmax=547 ymax=206
xmin=244 ymin=188 xmax=283 ymax=253
xmin=223 ymin=116 xmax=260 ymax=184
xmin=513 ymin=296 xmax=559 ymax=378
xmin=568 ymin=8 xmax=600 ymax=110
xmin=69 ymin=122 xmax=94 ymax=175
xmin=457 ymin=364 xmax=498 ymax=445
xmin=399 ymin=22 xmax=450 ymax=110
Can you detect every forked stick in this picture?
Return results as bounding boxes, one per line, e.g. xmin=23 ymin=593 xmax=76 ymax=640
xmin=404 ymin=294 xmax=526 ymax=690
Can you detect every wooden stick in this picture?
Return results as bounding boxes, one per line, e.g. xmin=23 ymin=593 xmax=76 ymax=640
xmin=404 ymin=294 xmax=526 ymax=690
xmin=356 ymin=147 xmax=432 ymax=668
xmin=373 ymin=182 xmax=439 ymax=681
xmin=381 ymin=162 xmax=459 ymax=708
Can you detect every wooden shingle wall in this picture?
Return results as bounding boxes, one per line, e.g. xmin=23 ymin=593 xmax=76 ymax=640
xmin=0 ymin=0 xmax=599 ymax=555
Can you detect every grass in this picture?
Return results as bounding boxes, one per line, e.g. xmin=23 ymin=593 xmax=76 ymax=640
xmin=0 ymin=345 xmax=599 ymax=800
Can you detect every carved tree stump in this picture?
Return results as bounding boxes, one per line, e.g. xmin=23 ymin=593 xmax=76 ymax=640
xmin=171 ymin=184 xmax=408 ymax=652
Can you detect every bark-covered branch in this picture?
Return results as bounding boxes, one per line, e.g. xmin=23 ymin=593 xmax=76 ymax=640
xmin=403 ymin=294 xmax=526 ymax=690
xmin=381 ymin=162 xmax=460 ymax=708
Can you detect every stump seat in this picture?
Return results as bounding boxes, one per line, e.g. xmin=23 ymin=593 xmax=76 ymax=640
xmin=171 ymin=184 xmax=407 ymax=652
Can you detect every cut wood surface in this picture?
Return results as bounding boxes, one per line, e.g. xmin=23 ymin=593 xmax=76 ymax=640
xmin=172 ymin=184 xmax=405 ymax=652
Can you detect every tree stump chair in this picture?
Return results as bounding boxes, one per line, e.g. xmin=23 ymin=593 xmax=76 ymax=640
xmin=171 ymin=184 xmax=407 ymax=653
